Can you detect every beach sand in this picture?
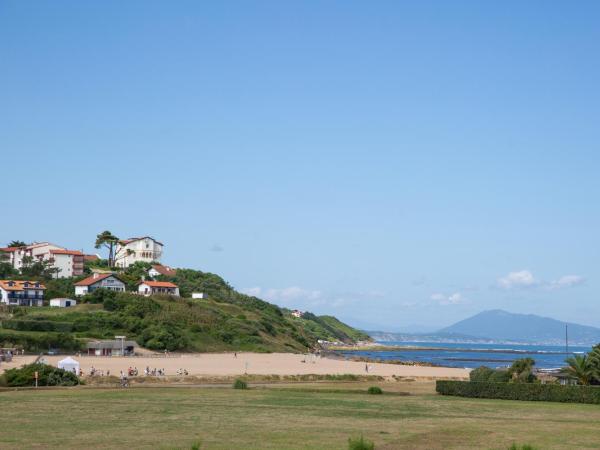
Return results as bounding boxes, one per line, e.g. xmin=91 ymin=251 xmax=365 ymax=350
xmin=1 ymin=352 xmax=470 ymax=380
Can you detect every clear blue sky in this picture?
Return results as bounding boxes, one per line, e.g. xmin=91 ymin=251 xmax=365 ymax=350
xmin=2 ymin=1 xmax=599 ymax=330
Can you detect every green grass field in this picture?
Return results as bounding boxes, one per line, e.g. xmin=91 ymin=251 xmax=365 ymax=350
xmin=1 ymin=381 xmax=599 ymax=449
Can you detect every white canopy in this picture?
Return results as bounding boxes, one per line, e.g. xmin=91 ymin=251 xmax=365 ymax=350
xmin=57 ymin=357 xmax=80 ymax=375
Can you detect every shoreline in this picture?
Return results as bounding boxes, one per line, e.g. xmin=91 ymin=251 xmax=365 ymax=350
xmin=330 ymin=344 xmax=575 ymax=355
xmin=0 ymin=352 xmax=471 ymax=380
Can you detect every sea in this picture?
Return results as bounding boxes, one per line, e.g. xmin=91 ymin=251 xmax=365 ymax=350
xmin=335 ymin=341 xmax=591 ymax=369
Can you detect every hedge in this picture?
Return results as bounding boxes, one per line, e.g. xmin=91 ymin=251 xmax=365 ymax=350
xmin=436 ymin=380 xmax=600 ymax=404
xmin=2 ymin=319 xmax=74 ymax=333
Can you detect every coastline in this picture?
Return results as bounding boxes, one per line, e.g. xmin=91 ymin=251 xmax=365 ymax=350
xmin=0 ymin=352 xmax=470 ymax=380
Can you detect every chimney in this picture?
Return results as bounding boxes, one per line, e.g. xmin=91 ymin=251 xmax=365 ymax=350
xmin=93 ymin=273 xmax=99 ymax=279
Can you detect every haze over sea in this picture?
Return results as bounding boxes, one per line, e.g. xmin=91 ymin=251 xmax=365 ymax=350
xmin=338 ymin=342 xmax=591 ymax=369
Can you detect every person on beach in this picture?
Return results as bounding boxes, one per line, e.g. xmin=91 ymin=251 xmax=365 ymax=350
xmin=365 ymin=363 xmax=369 ymax=373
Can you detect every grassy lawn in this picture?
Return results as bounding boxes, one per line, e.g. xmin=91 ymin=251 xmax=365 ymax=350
xmin=1 ymin=381 xmax=599 ymax=449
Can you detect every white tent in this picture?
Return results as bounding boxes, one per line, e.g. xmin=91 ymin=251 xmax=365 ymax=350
xmin=57 ymin=357 xmax=80 ymax=375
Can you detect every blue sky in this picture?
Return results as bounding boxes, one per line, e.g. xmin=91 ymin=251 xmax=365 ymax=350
xmin=1 ymin=1 xmax=599 ymax=330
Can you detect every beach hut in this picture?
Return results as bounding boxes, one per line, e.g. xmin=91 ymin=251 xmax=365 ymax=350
xmin=57 ymin=357 xmax=80 ymax=375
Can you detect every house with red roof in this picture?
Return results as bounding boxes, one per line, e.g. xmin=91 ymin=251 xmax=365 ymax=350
xmin=148 ymin=264 xmax=177 ymax=278
xmin=138 ymin=280 xmax=180 ymax=297
xmin=74 ymin=273 xmax=126 ymax=296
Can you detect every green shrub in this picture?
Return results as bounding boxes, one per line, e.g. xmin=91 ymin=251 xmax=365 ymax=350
xmin=348 ymin=435 xmax=374 ymax=450
xmin=3 ymin=363 xmax=80 ymax=387
xmin=469 ymin=366 xmax=495 ymax=382
xmin=508 ymin=444 xmax=537 ymax=450
xmin=436 ymin=380 xmax=600 ymax=404
xmin=367 ymin=386 xmax=383 ymax=395
xmin=488 ymin=370 xmax=511 ymax=383
xmin=233 ymin=379 xmax=248 ymax=389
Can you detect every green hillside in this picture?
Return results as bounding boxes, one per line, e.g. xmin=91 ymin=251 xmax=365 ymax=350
xmin=0 ymin=267 xmax=371 ymax=352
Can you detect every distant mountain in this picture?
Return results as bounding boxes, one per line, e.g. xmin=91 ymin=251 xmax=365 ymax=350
xmin=438 ymin=310 xmax=600 ymax=345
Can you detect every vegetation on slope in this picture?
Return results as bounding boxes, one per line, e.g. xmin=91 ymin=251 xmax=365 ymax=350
xmin=0 ymin=265 xmax=371 ymax=352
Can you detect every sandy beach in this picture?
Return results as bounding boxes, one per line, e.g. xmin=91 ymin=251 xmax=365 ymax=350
xmin=1 ymin=352 xmax=470 ymax=380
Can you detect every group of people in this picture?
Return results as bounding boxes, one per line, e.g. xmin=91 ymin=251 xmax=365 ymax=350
xmin=88 ymin=366 xmax=109 ymax=377
xmin=144 ymin=366 xmax=166 ymax=376
xmin=176 ymin=368 xmax=189 ymax=376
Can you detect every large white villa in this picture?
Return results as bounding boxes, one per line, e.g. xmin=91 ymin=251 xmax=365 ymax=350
xmin=115 ymin=236 xmax=163 ymax=268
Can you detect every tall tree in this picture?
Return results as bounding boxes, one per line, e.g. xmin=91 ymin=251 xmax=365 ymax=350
xmin=7 ymin=240 xmax=27 ymax=247
xmin=508 ymin=357 xmax=536 ymax=383
xmin=95 ymin=231 xmax=131 ymax=268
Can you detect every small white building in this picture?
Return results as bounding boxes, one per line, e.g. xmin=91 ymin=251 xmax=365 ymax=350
xmin=115 ymin=236 xmax=163 ymax=268
xmin=0 ymin=280 xmax=45 ymax=306
xmin=138 ymin=281 xmax=180 ymax=297
xmin=74 ymin=273 xmax=126 ymax=296
xmin=192 ymin=292 xmax=205 ymax=299
xmin=291 ymin=309 xmax=304 ymax=318
xmin=50 ymin=298 xmax=77 ymax=308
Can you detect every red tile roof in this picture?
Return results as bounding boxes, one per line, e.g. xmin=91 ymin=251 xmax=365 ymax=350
xmin=50 ymin=249 xmax=84 ymax=256
xmin=0 ymin=247 xmax=22 ymax=253
xmin=139 ymin=280 xmax=178 ymax=288
xmin=150 ymin=264 xmax=177 ymax=277
xmin=84 ymin=254 xmax=100 ymax=261
xmin=0 ymin=280 xmax=46 ymax=291
xmin=74 ymin=273 xmax=122 ymax=286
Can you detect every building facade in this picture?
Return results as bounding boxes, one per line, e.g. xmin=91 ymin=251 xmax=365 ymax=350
xmin=148 ymin=264 xmax=177 ymax=278
xmin=115 ymin=237 xmax=163 ymax=268
xmin=138 ymin=281 xmax=179 ymax=296
xmin=0 ymin=280 xmax=45 ymax=306
xmin=0 ymin=242 xmax=85 ymax=278
xmin=74 ymin=273 xmax=126 ymax=296
xmin=48 ymin=249 xmax=85 ymax=278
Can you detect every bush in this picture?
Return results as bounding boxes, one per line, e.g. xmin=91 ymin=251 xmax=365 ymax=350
xmin=436 ymin=380 xmax=600 ymax=404
xmin=367 ymin=386 xmax=383 ymax=395
xmin=348 ymin=435 xmax=375 ymax=450
xmin=469 ymin=366 xmax=495 ymax=382
xmin=488 ymin=370 xmax=511 ymax=383
xmin=508 ymin=444 xmax=537 ymax=450
xmin=3 ymin=363 xmax=80 ymax=387
xmin=233 ymin=379 xmax=248 ymax=390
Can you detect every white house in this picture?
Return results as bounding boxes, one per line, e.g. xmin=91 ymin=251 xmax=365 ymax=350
xmin=192 ymin=292 xmax=205 ymax=299
xmin=138 ymin=281 xmax=179 ymax=297
xmin=148 ymin=264 xmax=176 ymax=278
xmin=50 ymin=298 xmax=77 ymax=308
xmin=74 ymin=273 xmax=126 ymax=296
xmin=0 ymin=280 xmax=45 ymax=306
xmin=115 ymin=236 xmax=163 ymax=268
xmin=0 ymin=242 xmax=84 ymax=278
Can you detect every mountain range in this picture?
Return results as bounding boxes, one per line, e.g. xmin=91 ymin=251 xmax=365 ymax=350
xmin=369 ymin=310 xmax=600 ymax=345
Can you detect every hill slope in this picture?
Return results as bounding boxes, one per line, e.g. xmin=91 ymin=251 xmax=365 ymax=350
xmin=439 ymin=309 xmax=600 ymax=345
xmin=0 ymin=268 xmax=370 ymax=352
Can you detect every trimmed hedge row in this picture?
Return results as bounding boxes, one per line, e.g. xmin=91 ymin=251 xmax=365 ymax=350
xmin=436 ymin=380 xmax=600 ymax=404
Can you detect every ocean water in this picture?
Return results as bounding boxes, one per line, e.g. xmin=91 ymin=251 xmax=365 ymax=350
xmin=335 ymin=341 xmax=592 ymax=369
